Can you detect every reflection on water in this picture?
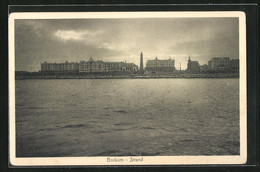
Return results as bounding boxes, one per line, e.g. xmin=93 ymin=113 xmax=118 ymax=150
xmin=15 ymin=79 xmax=239 ymax=157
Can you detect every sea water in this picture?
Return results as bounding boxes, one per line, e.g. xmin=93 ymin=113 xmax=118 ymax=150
xmin=15 ymin=79 xmax=239 ymax=157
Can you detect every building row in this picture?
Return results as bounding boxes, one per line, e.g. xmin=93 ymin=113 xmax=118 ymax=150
xmin=79 ymin=57 xmax=138 ymax=72
xmin=41 ymin=53 xmax=239 ymax=73
xmin=41 ymin=58 xmax=138 ymax=73
xmin=187 ymin=56 xmax=239 ymax=72
xmin=41 ymin=53 xmax=176 ymax=73
xmin=41 ymin=61 xmax=79 ymax=72
xmin=208 ymin=57 xmax=239 ymax=70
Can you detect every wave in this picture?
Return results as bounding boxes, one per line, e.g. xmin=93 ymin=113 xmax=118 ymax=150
xmin=113 ymin=110 xmax=128 ymax=113
xmin=91 ymin=130 xmax=109 ymax=134
xmin=141 ymin=126 xmax=156 ymax=130
xmin=58 ymin=124 xmax=89 ymax=129
xmin=113 ymin=128 xmax=132 ymax=131
xmin=114 ymin=122 xmax=132 ymax=126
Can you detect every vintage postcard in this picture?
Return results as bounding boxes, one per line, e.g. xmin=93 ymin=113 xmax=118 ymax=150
xmin=9 ymin=11 xmax=247 ymax=166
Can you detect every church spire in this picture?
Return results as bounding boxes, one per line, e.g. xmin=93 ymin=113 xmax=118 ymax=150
xmin=187 ymin=55 xmax=191 ymax=70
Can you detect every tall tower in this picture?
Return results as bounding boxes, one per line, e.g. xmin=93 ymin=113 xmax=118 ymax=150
xmin=187 ymin=56 xmax=191 ymax=70
xmin=140 ymin=52 xmax=143 ymax=70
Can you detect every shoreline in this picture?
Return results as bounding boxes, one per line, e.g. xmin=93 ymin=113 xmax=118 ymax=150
xmin=15 ymin=73 xmax=239 ymax=80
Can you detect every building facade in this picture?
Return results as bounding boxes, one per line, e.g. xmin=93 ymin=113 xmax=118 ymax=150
xmin=79 ymin=58 xmax=138 ymax=72
xmin=187 ymin=56 xmax=200 ymax=72
xmin=41 ymin=61 xmax=79 ymax=72
xmin=208 ymin=57 xmax=230 ymax=69
xmin=123 ymin=63 xmax=139 ymax=72
xmin=79 ymin=58 xmax=105 ymax=72
xmin=199 ymin=64 xmax=209 ymax=71
xmin=146 ymin=57 xmax=175 ymax=72
xmin=104 ymin=62 xmax=125 ymax=72
xmin=230 ymin=59 xmax=239 ymax=70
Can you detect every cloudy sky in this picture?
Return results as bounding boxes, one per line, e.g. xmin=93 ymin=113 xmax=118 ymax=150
xmin=15 ymin=18 xmax=239 ymax=71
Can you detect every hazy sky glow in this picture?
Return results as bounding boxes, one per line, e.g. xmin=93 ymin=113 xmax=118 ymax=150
xmin=15 ymin=18 xmax=239 ymax=71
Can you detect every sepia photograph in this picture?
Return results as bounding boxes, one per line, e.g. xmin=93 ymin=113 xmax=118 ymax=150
xmin=9 ymin=12 xmax=247 ymax=166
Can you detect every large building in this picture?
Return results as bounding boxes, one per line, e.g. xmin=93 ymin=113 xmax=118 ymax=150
xmin=79 ymin=58 xmax=105 ymax=72
xmin=41 ymin=61 xmax=79 ymax=72
xmin=187 ymin=56 xmax=200 ymax=72
xmin=79 ymin=57 xmax=138 ymax=72
xmin=145 ymin=57 xmax=175 ymax=72
xmin=208 ymin=57 xmax=230 ymax=69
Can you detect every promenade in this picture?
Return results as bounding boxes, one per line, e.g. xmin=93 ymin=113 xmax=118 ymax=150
xmin=15 ymin=72 xmax=239 ymax=80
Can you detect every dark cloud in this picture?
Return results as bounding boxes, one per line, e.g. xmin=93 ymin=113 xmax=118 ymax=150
xmin=14 ymin=18 xmax=239 ymax=71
